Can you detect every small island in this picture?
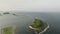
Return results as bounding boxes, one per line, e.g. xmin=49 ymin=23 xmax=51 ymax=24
xmin=3 ymin=12 xmax=10 ymax=14
xmin=28 ymin=18 xmax=49 ymax=34
xmin=2 ymin=27 xmax=12 ymax=34
xmin=3 ymin=12 xmax=18 ymax=16
xmin=12 ymin=13 xmax=18 ymax=16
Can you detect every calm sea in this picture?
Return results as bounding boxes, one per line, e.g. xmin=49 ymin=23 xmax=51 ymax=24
xmin=19 ymin=12 xmax=60 ymax=34
xmin=0 ymin=12 xmax=60 ymax=34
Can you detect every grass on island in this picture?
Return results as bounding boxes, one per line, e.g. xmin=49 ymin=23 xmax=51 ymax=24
xmin=31 ymin=18 xmax=43 ymax=28
xmin=2 ymin=26 xmax=13 ymax=34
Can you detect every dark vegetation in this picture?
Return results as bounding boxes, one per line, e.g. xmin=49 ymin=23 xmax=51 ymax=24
xmin=31 ymin=18 xmax=43 ymax=28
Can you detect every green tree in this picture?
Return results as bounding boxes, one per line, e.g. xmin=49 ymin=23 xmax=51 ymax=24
xmin=31 ymin=18 xmax=43 ymax=28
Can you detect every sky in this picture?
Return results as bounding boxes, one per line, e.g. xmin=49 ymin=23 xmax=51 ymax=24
xmin=0 ymin=0 xmax=60 ymax=12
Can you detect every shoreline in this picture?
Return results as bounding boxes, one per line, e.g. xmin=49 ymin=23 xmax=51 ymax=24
xmin=28 ymin=23 xmax=49 ymax=34
xmin=39 ymin=24 xmax=49 ymax=34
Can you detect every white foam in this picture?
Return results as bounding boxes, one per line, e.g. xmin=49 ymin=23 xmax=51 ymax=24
xmin=29 ymin=24 xmax=49 ymax=34
xmin=39 ymin=24 xmax=49 ymax=34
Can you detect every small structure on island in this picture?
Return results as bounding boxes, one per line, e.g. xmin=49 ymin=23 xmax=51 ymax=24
xmin=28 ymin=18 xmax=49 ymax=34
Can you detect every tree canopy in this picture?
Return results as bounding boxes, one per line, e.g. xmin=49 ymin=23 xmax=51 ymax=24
xmin=31 ymin=18 xmax=43 ymax=28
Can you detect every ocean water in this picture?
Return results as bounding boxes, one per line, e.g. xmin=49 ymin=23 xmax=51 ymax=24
xmin=23 ymin=12 xmax=60 ymax=34
xmin=0 ymin=12 xmax=60 ymax=34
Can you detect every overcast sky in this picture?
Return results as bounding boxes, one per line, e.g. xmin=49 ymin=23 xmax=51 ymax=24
xmin=0 ymin=0 xmax=60 ymax=12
